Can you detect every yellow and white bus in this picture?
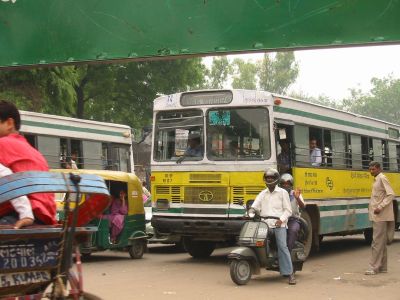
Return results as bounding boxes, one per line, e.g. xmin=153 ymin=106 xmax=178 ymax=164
xmin=150 ymin=89 xmax=400 ymax=258
xmin=20 ymin=111 xmax=134 ymax=172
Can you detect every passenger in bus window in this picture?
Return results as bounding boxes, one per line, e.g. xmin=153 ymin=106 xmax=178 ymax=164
xmin=277 ymin=140 xmax=291 ymax=173
xmin=70 ymin=151 xmax=79 ymax=169
xmin=309 ymin=138 xmax=322 ymax=166
xmin=0 ymin=100 xmax=57 ymax=228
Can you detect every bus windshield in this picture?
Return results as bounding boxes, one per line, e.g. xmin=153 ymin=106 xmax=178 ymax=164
xmin=153 ymin=107 xmax=271 ymax=162
xmin=207 ymin=107 xmax=271 ymax=160
xmin=154 ymin=110 xmax=204 ymax=162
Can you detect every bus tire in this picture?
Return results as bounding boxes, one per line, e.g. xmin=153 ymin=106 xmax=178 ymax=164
xmin=301 ymin=211 xmax=313 ymax=259
xmin=183 ymin=239 xmax=215 ymax=258
xmin=364 ymin=228 xmax=373 ymax=245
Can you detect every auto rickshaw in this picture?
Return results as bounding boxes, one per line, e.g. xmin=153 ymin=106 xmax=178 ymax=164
xmin=0 ymin=171 xmax=111 ymax=299
xmin=54 ymin=169 xmax=147 ymax=259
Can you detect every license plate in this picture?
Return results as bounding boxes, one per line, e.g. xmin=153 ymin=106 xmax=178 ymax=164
xmin=0 ymin=270 xmax=51 ymax=288
xmin=0 ymin=238 xmax=59 ymax=269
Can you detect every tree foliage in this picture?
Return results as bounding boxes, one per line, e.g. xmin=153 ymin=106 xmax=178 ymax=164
xmin=258 ymin=52 xmax=299 ymax=94
xmin=0 ymin=58 xmax=206 ymax=130
xmin=231 ymin=58 xmax=257 ymax=89
xmin=206 ymin=56 xmax=231 ymax=89
xmin=342 ymin=75 xmax=400 ymax=123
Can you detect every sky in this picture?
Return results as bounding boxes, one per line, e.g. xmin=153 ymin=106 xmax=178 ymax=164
xmin=204 ymin=44 xmax=400 ymax=101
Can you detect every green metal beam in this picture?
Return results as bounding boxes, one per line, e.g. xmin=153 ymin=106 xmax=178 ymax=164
xmin=1 ymin=0 xmax=399 ymax=68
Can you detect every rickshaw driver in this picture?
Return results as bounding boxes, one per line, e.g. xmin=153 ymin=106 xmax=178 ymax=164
xmin=0 ymin=100 xmax=56 ymax=228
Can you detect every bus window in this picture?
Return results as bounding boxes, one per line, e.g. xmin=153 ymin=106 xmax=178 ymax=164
xmin=388 ymin=142 xmax=399 ymax=171
xmin=153 ymin=110 xmax=204 ymax=162
xmin=382 ymin=140 xmax=389 ymax=170
xmin=37 ymin=135 xmax=60 ymax=168
xmin=309 ymin=127 xmax=323 ymax=167
xmin=361 ymin=137 xmax=372 ymax=169
xmin=323 ymin=130 xmax=332 ymax=167
xmin=294 ymin=124 xmax=309 ymax=167
xmin=206 ymin=107 xmax=270 ymax=161
xmin=23 ymin=134 xmax=37 ymax=148
xmin=70 ymin=139 xmax=82 ymax=169
xmin=350 ymin=135 xmax=362 ymax=169
xmin=331 ymin=131 xmax=346 ymax=168
xmin=372 ymin=138 xmax=383 ymax=166
xmin=82 ymin=141 xmax=103 ymax=170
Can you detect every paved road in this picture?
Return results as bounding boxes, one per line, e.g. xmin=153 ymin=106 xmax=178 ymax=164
xmin=82 ymin=233 xmax=400 ymax=300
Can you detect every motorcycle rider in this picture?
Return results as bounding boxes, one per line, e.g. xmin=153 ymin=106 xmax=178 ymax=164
xmin=251 ymin=168 xmax=296 ymax=285
xmin=280 ymin=173 xmax=306 ymax=251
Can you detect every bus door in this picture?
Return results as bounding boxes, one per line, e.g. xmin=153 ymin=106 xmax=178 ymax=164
xmin=275 ymin=121 xmax=294 ymax=175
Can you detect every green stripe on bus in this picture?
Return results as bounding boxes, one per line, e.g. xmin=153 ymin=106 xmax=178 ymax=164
xmin=318 ymin=203 xmax=368 ymax=211
xmin=274 ymin=106 xmax=387 ymax=134
xmin=320 ymin=213 xmax=370 ymax=234
xmin=22 ymin=120 xmax=125 ymax=137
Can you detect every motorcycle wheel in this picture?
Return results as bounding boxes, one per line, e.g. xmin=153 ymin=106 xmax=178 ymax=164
xmin=230 ymin=260 xmax=252 ymax=285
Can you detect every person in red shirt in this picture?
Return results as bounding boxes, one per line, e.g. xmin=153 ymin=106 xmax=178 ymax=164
xmin=0 ymin=100 xmax=56 ymax=228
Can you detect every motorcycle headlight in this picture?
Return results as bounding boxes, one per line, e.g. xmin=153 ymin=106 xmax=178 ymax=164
xmin=247 ymin=207 xmax=257 ymax=218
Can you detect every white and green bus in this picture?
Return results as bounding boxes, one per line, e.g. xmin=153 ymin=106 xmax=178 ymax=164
xmin=150 ymin=89 xmax=400 ymax=258
xmin=20 ymin=111 xmax=134 ymax=172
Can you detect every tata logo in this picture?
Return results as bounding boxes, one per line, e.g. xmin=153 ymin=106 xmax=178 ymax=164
xmin=198 ymin=191 xmax=214 ymax=202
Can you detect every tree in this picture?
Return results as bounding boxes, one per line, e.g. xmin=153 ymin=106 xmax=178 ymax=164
xmin=342 ymin=75 xmax=400 ymax=123
xmin=258 ymin=52 xmax=299 ymax=94
xmin=207 ymin=56 xmax=231 ymax=89
xmin=0 ymin=67 xmax=77 ymax=115
xmin=231 ymin=58 xmax=257 ymax=89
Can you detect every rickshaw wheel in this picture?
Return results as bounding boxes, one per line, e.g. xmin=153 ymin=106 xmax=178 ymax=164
xmin=129 ymin=240 xmax=145 ymax=259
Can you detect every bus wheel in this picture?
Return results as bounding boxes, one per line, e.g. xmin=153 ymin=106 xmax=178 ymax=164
xmin=129 ymin=240 xmax=145 ymax=259
xmin=183 ymin=239 xmax=215 ymax=258
xmin=302 ymin=211 xmax=313 ymax=259
xmin=364 ymin=228 xmax=373 ymax=244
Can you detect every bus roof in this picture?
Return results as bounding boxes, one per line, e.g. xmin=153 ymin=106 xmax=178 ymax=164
xmin=20 ymin=110 xmax=132 ymax=143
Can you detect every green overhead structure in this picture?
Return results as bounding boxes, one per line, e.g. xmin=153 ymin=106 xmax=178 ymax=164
xmin=1 ymin=0 xmax=399 ymax=68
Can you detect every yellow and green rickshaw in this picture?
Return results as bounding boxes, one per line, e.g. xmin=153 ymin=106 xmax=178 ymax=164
xmin=54 ymin=169 xmax=147 ymax=259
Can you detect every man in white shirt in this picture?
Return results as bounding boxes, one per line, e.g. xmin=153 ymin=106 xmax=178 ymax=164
xmin=309 ymin=138 xmax=322 ymax=166
xmin=252 ymin=168 xmax=295 ymax=285
xmin=0 ymin=163 xmax=34 ymax=228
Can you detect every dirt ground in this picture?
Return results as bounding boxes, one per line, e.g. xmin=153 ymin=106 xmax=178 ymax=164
xmin=82 ymin=232 xmax=400 ymax=300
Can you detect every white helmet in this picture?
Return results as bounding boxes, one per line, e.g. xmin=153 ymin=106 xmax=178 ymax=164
xmin=263 ymin=168 xmax=280 ymax=186
xmin=280 ymin=173 xmax=294 ymax=185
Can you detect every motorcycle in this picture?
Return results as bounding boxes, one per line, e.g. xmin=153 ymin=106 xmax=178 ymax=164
xmin=228 ymin=207 xmax=308 ymax=285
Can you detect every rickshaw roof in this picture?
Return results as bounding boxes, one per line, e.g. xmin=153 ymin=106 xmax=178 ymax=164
xmin=51 ymin=169 xmax=139 ymax=183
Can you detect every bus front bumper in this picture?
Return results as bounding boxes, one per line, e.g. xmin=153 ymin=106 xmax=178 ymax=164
xmin=151 ymin=216 xmax=246 ymax=239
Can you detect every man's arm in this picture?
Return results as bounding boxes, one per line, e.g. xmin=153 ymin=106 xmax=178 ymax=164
xmin=279 ymin=190 xmax=292 ymax=223
xmin=376 ymin=176 xmax=395 ymax=213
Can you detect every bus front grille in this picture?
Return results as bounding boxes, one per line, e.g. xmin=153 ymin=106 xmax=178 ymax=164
xmin=184 ymin=187 xmax=227 ymax=204
xmin=189 ymin=174 xmax=222 ymax=183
